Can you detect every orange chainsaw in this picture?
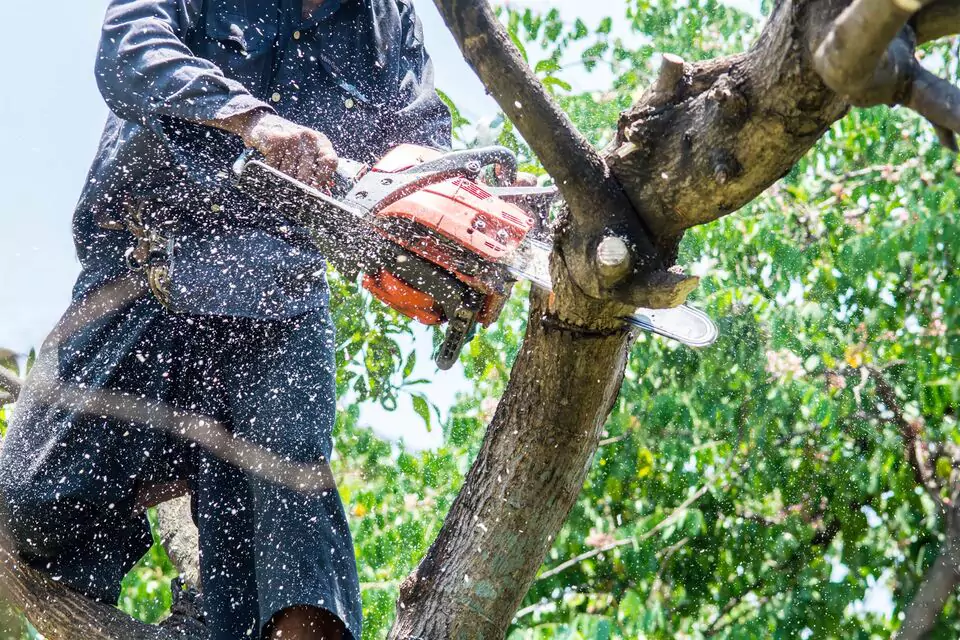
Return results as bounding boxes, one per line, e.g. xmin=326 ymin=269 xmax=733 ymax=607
xmin=232 ymin=144 xmax=717 ymax=369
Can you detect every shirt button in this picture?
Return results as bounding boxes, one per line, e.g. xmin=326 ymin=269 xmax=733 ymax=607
xmin=344 ymin=98 xmax=355 ymax=109
xmin=271 ymin=92 xmax=282 ymax=103
xmin=293 ymin=30 xmax=301 ymax=40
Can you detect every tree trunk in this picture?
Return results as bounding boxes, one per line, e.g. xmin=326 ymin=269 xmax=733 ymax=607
xmin=387 ymin=0 xmax=852 ymax=636
xmin=389 ymin=292 xmax=633 ymax=639
xmin=897 ymin=507 xmax=960 ymax=639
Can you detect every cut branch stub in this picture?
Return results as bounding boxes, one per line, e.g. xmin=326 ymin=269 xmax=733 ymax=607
xmin=647 ymin=54 xmax=688 ymax=108
xmin=554 ymin=213 xmax=699 ymax=310
xmin=596 ymin=235 xmax=632 ymax=285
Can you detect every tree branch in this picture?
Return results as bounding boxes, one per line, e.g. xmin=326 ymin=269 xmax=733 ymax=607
xmin=606 ymin=0 xmax=851 ymax=238
xmin=535 ymin=482 xmax=711 ymax=583
xmin=0 ymin=367 xmax=200 ymax=638
xmin=812 ymin=0 xmax=960 ymax=148
xmin=896 ymin=507 xmax=960 ymax=638
xmin=0 ymin=368 xmax=21 ymax=403
xmin=155 ymin=498 xmax=201 ymax=591
xmin=813 ymin=0 xmax=927 ymax=104
xmin=914 ymin=0 xmax=960 ymax=44
xmin=0 ymin=529 xmax=189 ymax=640
xmin=867 ymin=367 xmax=945 ymax=511
xmin=430 ymin=0 xmax=697 ymax=311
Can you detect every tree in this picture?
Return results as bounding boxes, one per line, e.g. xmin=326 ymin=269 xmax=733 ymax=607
xmin=3 ymin=0 xmax=960 ymax=638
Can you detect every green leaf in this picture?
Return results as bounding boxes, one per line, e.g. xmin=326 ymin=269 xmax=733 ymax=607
xmin=412 ymin=394 xmax=432 ymax=432
xmin=542 ymin=76 xmax=572 ymax=92
xmin=572 ymin=18 xmax=589 ymax=40
xmin=508 ymin=28 xmax=529 ymax=63
xmin=535 ymin=59 xmax=562 ymax=74
xmin=435 ymin=88 xmax=470 ymax=130
xmin=403 ymin=350 xmax=417 ymax=379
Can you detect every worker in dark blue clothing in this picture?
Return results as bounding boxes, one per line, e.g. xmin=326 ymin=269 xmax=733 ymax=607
xmin=0 ymin=0 xmax=450 ymax=638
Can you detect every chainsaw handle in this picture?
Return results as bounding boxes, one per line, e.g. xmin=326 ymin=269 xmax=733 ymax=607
xmin=399 ymin=146 xmax=518 ymax=185
xmin=233 ymin=148 xmax=366 ymax=197
xmin=232 ymin=147 xmax=259 ymax=177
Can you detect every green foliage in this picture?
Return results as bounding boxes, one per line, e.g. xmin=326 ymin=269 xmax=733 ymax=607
xmin=5 ymin=1 xmax=960 ymax=638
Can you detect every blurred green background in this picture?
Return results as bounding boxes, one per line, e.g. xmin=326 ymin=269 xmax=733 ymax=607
xmin=4 ymin=0 xmax=960 ymax=637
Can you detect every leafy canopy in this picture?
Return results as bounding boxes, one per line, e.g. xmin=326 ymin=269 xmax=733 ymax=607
xmin=3 ymin=1 xmax=959 ymax=638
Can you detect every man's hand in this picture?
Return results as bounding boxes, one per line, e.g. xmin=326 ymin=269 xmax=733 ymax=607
xmin=213 ymin=110 xmax=338 ymax=189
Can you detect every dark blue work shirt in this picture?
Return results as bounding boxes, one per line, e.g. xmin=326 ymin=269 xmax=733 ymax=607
xmin=75 ymin=0 xmax=451 ymax=318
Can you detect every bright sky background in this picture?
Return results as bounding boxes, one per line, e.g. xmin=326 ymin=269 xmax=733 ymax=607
xmin=0 ymin=0 xmax=761 ymax=449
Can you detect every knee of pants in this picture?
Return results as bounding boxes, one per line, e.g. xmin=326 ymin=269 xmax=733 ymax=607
xmin=232 ymin=416 xmax=335 ymax=466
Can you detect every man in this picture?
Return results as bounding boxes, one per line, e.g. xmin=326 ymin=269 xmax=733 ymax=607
xmin=0 ymin=0 xmax=450 ymax=638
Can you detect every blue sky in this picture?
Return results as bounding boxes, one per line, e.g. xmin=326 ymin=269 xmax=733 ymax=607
xmin=0 ymin=0 xmax=760 ymax=448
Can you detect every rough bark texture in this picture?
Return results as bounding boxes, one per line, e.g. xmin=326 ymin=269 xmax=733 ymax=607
xmin=6 ymin=0 xmax=960 ymax=638
xmin=607 ymin=0 xmax=849 ymax=244
xmin=0 ymin=530 xmax=183 ymax=640
xmin=389 ymin=292 xmax=633 ymax=639
xmin=897 ymin=509 xmax=960 ymax=640
xmin=389 ymin=0 xmax=960 ymax=637
xmin=386 ymin=0 xmax=849 ymax=636
xmin=155 ymin=497 xmax=201 ymax=590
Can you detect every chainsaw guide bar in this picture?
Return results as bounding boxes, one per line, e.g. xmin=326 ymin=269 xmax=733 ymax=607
xmin=232 ymin=145 xmax=718 ymax=368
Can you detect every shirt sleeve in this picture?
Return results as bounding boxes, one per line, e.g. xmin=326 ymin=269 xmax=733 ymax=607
xmin=95 ymin=0 xmax=273 ymax=126
xmin=383 ymin=0 xmax=452 ymax=150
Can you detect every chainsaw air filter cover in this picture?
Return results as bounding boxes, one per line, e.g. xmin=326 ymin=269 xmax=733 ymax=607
xmin=360 ymin=144 xmax=536 ymax=327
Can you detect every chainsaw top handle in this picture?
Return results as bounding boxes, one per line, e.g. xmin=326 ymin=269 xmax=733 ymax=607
xmin=233 ymin=145 xmax=518 ymax=195
xmin=398 ymin=146 xmax=518 ymax=185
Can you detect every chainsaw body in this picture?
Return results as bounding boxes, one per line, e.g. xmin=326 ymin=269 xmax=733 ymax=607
xmin=233 ymin=143 xmax=544 ymax=369
xmin=360 ymin=145 xmax=535 ymax=331
xmin=232 ymin=144 xmax=718 ymax=370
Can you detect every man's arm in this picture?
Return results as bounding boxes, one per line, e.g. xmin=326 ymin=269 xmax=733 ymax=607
xmin=96 ymin=0 xmax=336 ymax=186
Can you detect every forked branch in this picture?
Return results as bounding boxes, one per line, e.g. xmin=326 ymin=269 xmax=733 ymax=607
xmin=431 ymin=0 xmax=697 ymax=311
xmin=813 ymin=0 xmax=960 ymax=147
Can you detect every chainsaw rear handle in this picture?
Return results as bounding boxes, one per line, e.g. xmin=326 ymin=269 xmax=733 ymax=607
xmin=232 ymin=148 xmax=365 ymax=196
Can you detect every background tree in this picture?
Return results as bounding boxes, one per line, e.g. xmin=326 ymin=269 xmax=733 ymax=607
xmin=3 ymin=0 xmax=960 ymax=638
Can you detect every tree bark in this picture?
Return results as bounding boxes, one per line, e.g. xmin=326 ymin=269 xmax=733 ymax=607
xmin=155 ymin=497 xmax=201 ymax=591
xmin=6 ymin=0 xmax=960 ymax=638
xmin=389 ymin=292 xmax=633 ymax=639
xmin=0 ymin=530 xmax=186 ymax=640
xmin=897 ymin=507 xmax=960 ymax=639
xmin=390 ymin=0 xmax=960 ymax=637
xmin=606 ymin=0 xmax=850 ymax=244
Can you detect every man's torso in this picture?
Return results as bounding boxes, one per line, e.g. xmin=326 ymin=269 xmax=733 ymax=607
xmin=73 ymin=0 xmax=445 ymax=319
